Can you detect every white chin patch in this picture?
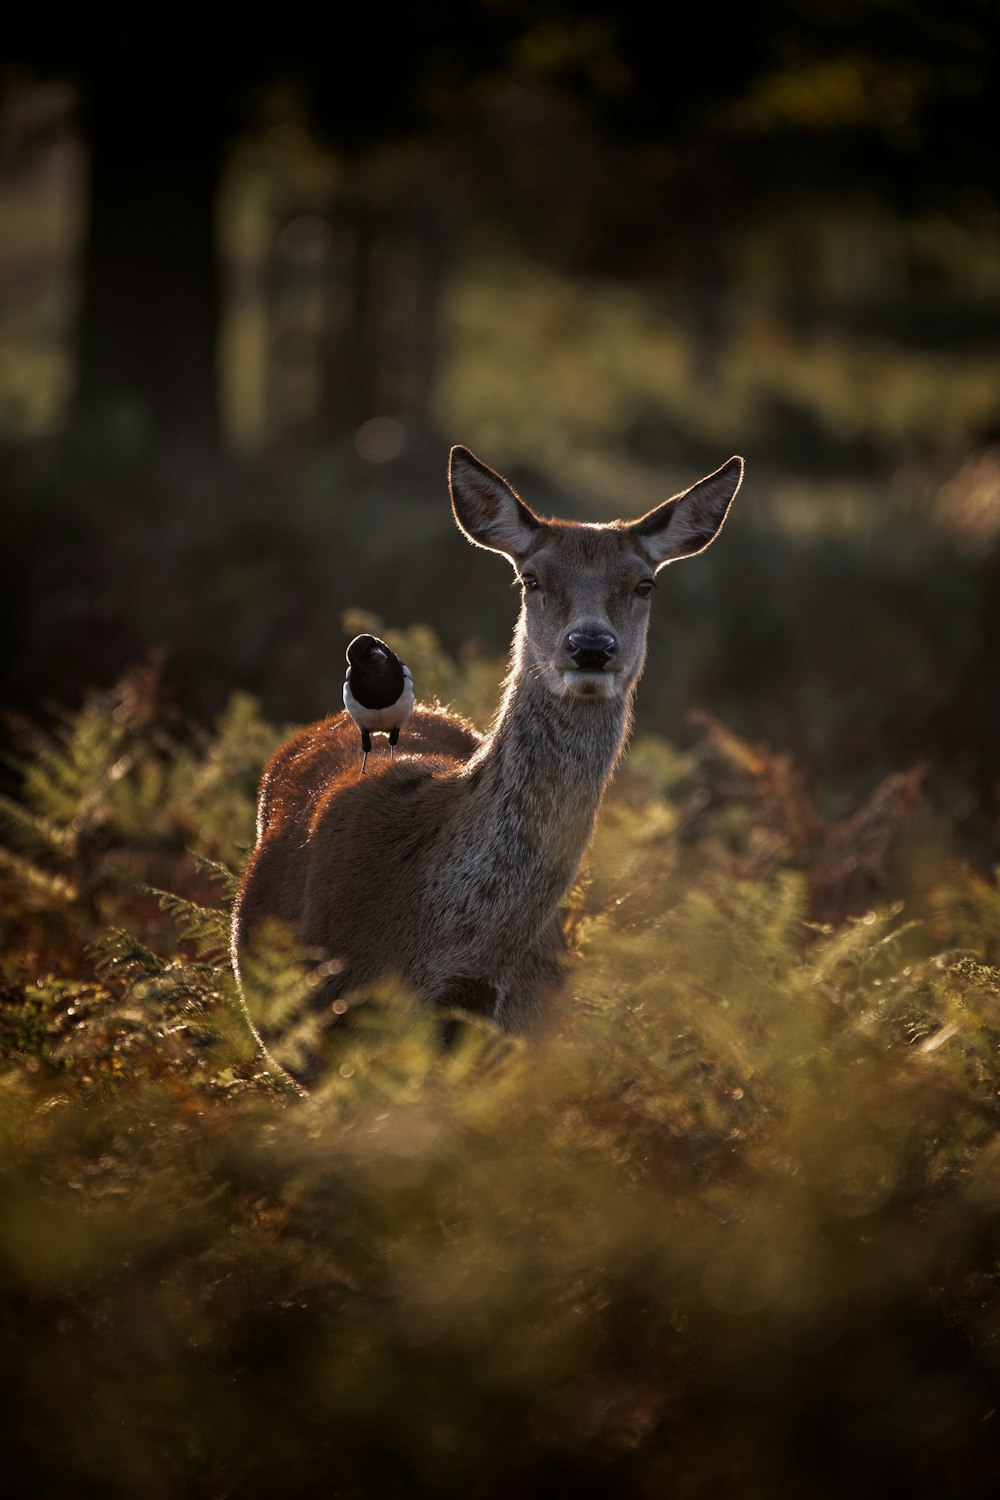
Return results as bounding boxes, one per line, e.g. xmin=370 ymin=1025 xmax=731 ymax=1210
xmin=559 ymin=670 xmax=617 ymax=701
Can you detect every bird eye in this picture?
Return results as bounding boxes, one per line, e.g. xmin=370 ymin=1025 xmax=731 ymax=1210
xmin=635 ymin=578 xmax=655 ymax=598
xmin=521 ymin=572 xmax=540 ymax=592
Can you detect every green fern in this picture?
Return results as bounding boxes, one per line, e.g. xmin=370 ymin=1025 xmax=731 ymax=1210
xmin=144 ymin=885 xmax=231 ymax=961
xmin=90 ymin=928 xmax=167 ymax=986
xmin=21 ymin=703 xmax=129 ymax=835
xmin=0 ymin=790 xmax=72 ymax=856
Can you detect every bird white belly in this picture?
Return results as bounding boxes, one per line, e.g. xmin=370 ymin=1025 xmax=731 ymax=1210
xmin=343 ymin=676 xmax=414 ymax=730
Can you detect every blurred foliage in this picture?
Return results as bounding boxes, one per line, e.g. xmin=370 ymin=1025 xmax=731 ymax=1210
xmin=3 ymin=5 xmax=999 ymax=455
xmin=2 ymin=648 xmax=1000 ymax=1496
xmin=3 ymin=372 xmax=997 ymax=849
xmin=3 ymin=89 xmax=998 ymax=843
xmin=436 ymin=258 xmax=1000 ymax=479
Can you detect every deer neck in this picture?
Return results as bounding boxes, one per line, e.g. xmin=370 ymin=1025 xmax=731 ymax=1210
xmin=459 ymin=625 xmax=635 ymax=889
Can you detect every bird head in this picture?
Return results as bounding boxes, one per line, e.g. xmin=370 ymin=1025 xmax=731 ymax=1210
xmin=346 ymin=634 xmax=391 ymax=669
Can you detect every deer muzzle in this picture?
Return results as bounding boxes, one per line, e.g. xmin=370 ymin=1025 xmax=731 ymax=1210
xmin=565 ymin=631 xmax=617 ymax=671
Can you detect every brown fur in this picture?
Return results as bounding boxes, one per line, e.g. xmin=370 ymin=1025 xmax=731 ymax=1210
xmin=232 ymin=446 xmax=743 ymax=1074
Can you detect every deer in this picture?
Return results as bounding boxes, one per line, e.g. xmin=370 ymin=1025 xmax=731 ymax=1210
xmin=232 ymin=445 xmax=743 ymax=1082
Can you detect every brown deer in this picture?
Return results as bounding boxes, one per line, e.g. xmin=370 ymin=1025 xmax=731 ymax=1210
xmin=232 ymin=446 xmax=743 ymax=1079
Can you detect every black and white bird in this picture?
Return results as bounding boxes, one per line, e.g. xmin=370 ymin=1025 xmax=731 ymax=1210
xmin=343 ymin=634 xmax=415 ymax=773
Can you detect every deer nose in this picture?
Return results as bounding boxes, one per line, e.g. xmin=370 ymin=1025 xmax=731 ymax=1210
xmin=566 ymin=631 xmax=617 ymax=670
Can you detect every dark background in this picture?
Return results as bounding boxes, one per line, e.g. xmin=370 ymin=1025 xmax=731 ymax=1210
xmin=2 ymin=0 xmax=999 ymax=839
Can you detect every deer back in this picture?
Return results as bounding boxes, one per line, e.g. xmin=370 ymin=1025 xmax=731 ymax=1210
xmin=234 ymin=705 xmax=481 ymax=971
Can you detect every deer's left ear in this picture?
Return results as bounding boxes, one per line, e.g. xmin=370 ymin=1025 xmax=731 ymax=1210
xmin=630 ymin=456 xmax=743 ymax=571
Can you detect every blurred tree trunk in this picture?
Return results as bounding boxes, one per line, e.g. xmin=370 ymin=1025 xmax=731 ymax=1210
xmin=74 ymin=77 xmax=224 ymax=461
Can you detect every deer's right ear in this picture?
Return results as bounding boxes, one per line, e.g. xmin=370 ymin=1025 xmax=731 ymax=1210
xmin=449 ymin=446 xmax=544 ymax=564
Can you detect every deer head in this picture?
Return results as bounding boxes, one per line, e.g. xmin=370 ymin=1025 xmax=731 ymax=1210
xmin=449 ymin=446 xmax=744 ymax=703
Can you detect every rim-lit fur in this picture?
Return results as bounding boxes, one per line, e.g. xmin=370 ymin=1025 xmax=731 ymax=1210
xmin=232 ymin=446 xmax=743 ymax=1074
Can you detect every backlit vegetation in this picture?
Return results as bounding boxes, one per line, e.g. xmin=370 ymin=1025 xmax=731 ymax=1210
xmin=2 ymin=638 xmax=999 ymax=1497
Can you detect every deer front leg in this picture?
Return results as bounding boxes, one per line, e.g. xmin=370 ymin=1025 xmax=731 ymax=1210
xmin=492 ymin=932 xmax=570 ymax=1033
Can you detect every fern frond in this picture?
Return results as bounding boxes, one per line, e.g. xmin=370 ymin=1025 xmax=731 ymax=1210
xmin=91 ymin=929 xmax=166 ymax=986
xmin=144 ymin=886 xmax=230 ymax=957
xmin=0 ymin=846 xmax=78 ymax=907
xmin=21 ymin=705 xmax=129 ymax=835
xmin=191 ymin=852 xmax=240 ymax=902
xmin=0 ymin=792 xmax=72 ymax=856
xmin=806 ymin=904 xmax=917 ymax=992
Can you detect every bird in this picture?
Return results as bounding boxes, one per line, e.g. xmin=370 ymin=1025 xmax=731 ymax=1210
xmin=343 ymin=634 xmax=415 ymax=773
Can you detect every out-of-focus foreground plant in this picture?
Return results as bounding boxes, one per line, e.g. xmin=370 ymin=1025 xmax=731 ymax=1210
xmin=1 ymin=645 xmax=1000 ymax=1499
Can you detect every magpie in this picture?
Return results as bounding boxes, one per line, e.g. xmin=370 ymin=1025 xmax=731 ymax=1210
xmin=343 ymin=634 xmax=415 ymax=773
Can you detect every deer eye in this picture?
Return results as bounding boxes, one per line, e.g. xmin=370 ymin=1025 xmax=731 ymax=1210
xmin=635 ymin=578 xmax=655 ymax=598
xmin=521 ymin=572 xmax=540 ymax=591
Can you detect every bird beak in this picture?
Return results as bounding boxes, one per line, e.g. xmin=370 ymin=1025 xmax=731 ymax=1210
xmin=371 ymin=647 xmax=387 ymax=661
